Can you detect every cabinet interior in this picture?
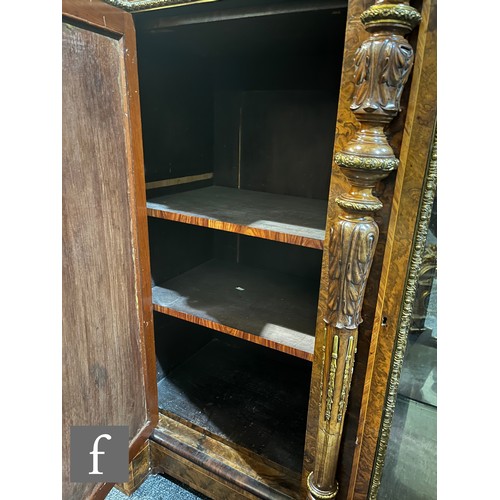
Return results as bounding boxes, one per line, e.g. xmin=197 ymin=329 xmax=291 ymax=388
xmin=134 ymin=0 xmax=347 ymax=477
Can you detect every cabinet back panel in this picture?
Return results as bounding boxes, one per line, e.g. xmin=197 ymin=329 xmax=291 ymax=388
xmin=239 ymin=91 xmax=336 ymax=199
xmin=213 ymin=90 xmax=242 ymax=189
xmin=214 ymin=90 xmax=337 ymax=200
xmin=154 ymin=313 xmax=218 ymax=381
xmin=148 ymin=217 xmax=214 ymax=286
xmin=149 ymin=222 xmax=322 ymax=284
xmin=136 ymin=31 xmax=214 ymax=184
xmin=238 ymin=235 xmax=323 ymax=283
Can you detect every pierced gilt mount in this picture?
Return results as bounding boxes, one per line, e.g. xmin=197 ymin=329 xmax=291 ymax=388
xmin=307 ymin=2 xmax=421 ymax=499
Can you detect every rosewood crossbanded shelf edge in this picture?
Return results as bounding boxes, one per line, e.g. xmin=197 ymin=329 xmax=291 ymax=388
xmin=306 ymin=1 xmax=422 ymax=499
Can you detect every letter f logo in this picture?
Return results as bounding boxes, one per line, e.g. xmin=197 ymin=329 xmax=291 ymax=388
xmin=89 ymin=433 xmax=112 ymax=475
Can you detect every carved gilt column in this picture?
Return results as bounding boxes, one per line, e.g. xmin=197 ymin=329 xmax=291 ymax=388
xmin=307 ymin=2 xmax=421 ymax=499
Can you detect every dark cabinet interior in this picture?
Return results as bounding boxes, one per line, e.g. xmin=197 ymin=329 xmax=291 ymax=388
xmin=133 ymin=0 xmax=347 ymax=485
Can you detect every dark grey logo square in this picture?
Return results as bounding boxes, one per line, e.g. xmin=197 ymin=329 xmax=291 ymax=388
xmin=70 ymin=426 xmax=129 ymax=483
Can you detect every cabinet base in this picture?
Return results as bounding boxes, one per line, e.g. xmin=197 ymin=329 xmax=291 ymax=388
xmin=116 ymin=441 xmax=152 ymax=496
xmin=150 ymin=412 xmax=303 ymax=499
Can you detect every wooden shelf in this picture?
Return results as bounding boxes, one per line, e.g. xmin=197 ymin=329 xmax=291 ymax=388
xmin=157 ymin=337 xmax=312 ymax=473
xmin=147 ymin=186 xmax=327 ymax=249
xmin=152 ymin=259 xmax=318 ymax=361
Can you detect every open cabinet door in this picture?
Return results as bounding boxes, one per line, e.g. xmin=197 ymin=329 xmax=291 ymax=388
xmin=62 ymin=1 xmax=157 ymax=498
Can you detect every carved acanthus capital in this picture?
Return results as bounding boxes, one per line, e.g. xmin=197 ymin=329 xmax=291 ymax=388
xmin=326 ymin=216 xmax=379 ymax=330
xmin=351 ymin=34 xmax=414 ymax=121
xmin=333 ymin=2 xmax=419 ymax=215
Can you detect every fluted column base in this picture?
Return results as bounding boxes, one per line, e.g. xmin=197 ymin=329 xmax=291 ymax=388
xmin=307 ymin=472 xmax=339 ymax=500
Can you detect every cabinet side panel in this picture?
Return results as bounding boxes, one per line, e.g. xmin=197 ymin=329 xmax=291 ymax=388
xmin=62 ymin=21 xmax=148 ymax=499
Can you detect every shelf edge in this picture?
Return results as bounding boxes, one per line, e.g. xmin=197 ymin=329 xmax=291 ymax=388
xmin=147 ymin=206 xmax=325 ymax=250
xmin=153 ymin=302 xmax=315 ymax=362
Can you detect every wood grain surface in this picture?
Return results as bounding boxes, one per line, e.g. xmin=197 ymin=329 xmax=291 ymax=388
xmin=347 ymin=1 xmax=437 ymax=498
xmin=116 ymin=441 xmax=151 ymax=496
xmin=301 ymin=0 xmax=419 ymax=497
xmin=62 ymin=2 xmax=157 ymax=499
xmin=152 ymin=412 xmax=302 ymax=499
xmin=152 ymin=440 xmax=259 ymax=500
xmin=62 ymin=1 xmax=436 ymax=499
xmin=147 ymin=186 xmax=327 ymax=249
xmin=152 ymin=259 xmax=318 ymax=360
xmin=237 ymin=91 xmax=338 ymax=201
xmin=151 ymin=439 xmax=258 ymax=500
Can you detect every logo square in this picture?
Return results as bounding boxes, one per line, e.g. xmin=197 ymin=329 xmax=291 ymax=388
xmin=70 ymin=426 xmax=129 ymax=483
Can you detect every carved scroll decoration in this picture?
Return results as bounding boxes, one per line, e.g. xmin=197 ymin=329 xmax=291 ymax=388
xmin=307 ymin=2 xmax=421 ymax=499
xmin=351 ymin=36 xmax=414 ymax=118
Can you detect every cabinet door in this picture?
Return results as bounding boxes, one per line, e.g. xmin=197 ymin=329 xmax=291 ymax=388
xmin=62 ymin=1 xmax=157 ymax=498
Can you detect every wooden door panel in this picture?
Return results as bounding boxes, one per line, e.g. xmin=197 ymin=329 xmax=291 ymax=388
xmin=62 ymin=2 xmax=157 ymax=499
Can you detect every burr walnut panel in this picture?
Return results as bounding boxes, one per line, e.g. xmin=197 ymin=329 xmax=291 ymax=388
xmin=305 ymin=1 xmax=422 ymax=499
